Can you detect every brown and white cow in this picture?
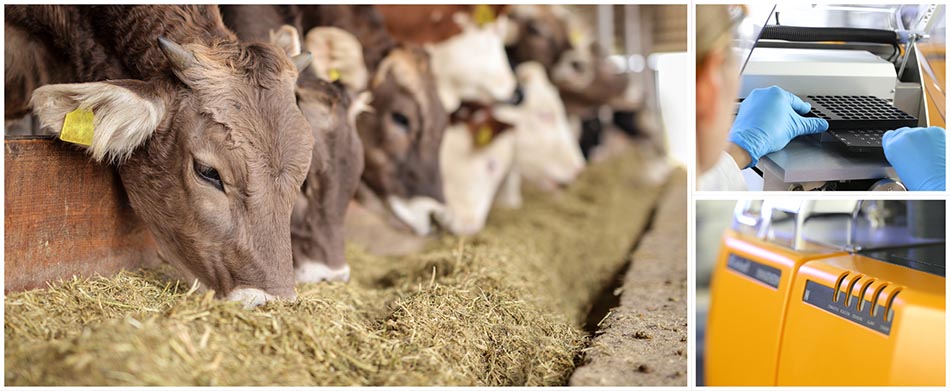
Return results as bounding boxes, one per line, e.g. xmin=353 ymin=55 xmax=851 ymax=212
xmin=376 ymin=5 xmax=518 ymax=112
xmin=507 ymin=8 xmax=637 ymax=159
xmin=6 ymin=5 xmax=318 ymax=306
xmin=504 ymin=5 xmax=573 ymax=74
xmin=438 ymin=61 xmax=584 ymax=234
xmin=439 ymin=101 xmax=516 ymax=235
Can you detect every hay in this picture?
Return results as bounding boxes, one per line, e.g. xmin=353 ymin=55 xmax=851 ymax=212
xmin=5 ymin=150 xmax=670 ymax=386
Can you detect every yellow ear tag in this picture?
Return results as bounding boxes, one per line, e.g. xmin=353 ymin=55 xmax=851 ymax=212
xmin=473 ymin=4 xmax=495 ymax=28
xmin=475 ymin=124 xmax=493 ymax=147
xmin=569 ymin=30 xmax=583 ymax=47
xmin=60 ymin=109 xmax=95 ymax=146
xmin=328 ymin=68 xmax=341 ymax=82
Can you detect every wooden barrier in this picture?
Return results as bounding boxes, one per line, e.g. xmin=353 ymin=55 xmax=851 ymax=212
xmin=4 ymin=137 xmax=157 ymax=293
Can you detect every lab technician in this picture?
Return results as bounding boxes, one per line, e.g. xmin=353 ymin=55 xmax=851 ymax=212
xmin=696 ymin=5 xmax=946 ymax=191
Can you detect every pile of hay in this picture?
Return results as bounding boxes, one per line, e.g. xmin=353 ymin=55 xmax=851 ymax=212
xmin=5 ymin=150 xmax=671 ymax=386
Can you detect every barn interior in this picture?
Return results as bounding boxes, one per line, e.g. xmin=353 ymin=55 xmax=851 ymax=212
xmin=4 ymin=5 xmax=687 ymax=386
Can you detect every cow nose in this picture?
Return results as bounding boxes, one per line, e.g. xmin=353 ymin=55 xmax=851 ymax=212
xmin=507 ymin=85 xmax=524 ymax=106
xmin=295 ymin=262 xmax=351 ymax=283
xmin=227 ymin=287 xmax=296 ymax=309
xmin=571 ymin=60 xmax=584 ymax=72
xmin=431 ymin=205 xmax=454 ymax=232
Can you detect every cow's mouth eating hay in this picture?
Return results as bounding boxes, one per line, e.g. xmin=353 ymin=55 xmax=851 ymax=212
xmin=6 ymin=150 xmax=681 ymax=386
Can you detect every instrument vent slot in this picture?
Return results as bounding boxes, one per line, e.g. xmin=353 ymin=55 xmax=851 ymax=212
xmin=833 ymin=271 xmax=850 ymax=303
xmin=844 ymin=274 xmax=864 ymax=308
xmin=885 ymin=288 xmax=903 ymax=322
xmin=856 ymin=278 xmax=876 ymax=313
xmin=870 ymin=282 xmax=889 ymax=317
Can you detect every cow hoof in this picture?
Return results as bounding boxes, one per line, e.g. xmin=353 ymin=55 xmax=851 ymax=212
xmin=227 ymin=288 xmax=277 ymax=309
xmin=296 ymin=262 xmax=350 ymax=283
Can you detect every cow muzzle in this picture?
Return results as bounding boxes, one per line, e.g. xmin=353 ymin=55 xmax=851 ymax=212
xmin=295 ymin=262 xmax=351 ymax=283
xmin=386 ymin=196 xmax=451 ymax=236
xmin=226 ymin=287 xmax=297 ymax=309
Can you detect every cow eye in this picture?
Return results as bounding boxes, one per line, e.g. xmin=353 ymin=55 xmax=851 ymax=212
xmin=526 ymin=22 xmax=542 ymax=36
xmin=390 ymin=112 xmax=410 ymax=131
xmin=194 ymin=160 xmax=224 ymax=192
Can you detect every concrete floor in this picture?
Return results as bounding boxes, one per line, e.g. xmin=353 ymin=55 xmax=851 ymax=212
xmin=570 ymin=168 xmax=687 ymax=386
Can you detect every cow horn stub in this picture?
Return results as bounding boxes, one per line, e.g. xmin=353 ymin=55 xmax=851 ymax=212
xmin=292 ymin=52 xmax=313 ymax=73
xmin=157 ymin=36 xmax=197 ymax=71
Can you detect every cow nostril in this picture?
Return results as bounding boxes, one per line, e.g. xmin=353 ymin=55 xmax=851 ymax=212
xmin=571 ymin=60 xmax=583 ymax=72
xmin=508 ymin=86 xmax=524 ymax=106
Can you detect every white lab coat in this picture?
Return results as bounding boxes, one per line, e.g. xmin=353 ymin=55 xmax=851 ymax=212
xmin=698 ymin=152 xmax=748 ymax=191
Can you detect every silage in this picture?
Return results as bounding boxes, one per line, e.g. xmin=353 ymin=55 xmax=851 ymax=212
xmin=5 ymin=149 xmax=670 ymax=386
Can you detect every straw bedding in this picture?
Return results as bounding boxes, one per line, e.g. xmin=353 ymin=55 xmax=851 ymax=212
xmin=5 ymin=150 xmax=672 ymax=386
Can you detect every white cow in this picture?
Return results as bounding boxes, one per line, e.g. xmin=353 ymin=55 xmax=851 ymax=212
xmin=439 ymin=62 xmax=584 ymax=234
xmin=439 ymin=103 xmax=517 ymax=236
xmin=496 ymin=62 xmax=585 ymax=195
xmin=425 ymin=13 xmax=519 ymax=112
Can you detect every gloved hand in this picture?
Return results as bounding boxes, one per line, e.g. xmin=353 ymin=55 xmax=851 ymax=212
xmin=728 ymin=86 xmax=829 ymax=168
xmin=883 ymin=126 xmax=946 ymax=191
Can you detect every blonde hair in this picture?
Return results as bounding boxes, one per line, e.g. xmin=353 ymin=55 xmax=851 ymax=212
xmin=696 ymin=5 xmax=743 ymax=64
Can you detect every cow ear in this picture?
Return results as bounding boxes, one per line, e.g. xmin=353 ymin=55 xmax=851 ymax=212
xmin=269 ymin=25 xmax=313 ymax=73
xmin=503 ymin=18 xmax=521 ymax=45
xmin=494 ymin=15 xmax=510 ymax=38
xmin=304 ymin=27 xmax=369 ymax=92
xmin=452 ymin=12 xmax=475 ymax=31
xmin=31 ymin=80 xmax=166 ymax=164
xmin=270 ymin=24 xmax=302 ymax=57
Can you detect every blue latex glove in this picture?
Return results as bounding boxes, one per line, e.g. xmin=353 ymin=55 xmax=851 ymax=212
xmin=883 ymin=126 xmax=946 ymax=191
xmin=728 ymin=86 xmax=830 ymax=168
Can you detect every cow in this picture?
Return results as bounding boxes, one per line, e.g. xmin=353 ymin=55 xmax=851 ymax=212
xmin=289 ymin=73 xmax=365 ymax=284
xmin=438 ymin=61 xmax=583 ymax=234
xmin=375 ymin=5 xmax=518 ymax=112
xmin=439 ymin=101 xmax=516 ymax=235
xmin=495 ymin=62 xmax=585 ymax=194
xmin=504 ymin=7 xmax=645 ymax=160
xmin=223 ymin=5 xmax=451 ymax=236
xmin=367 ymin=5 xmax=523 ymax=235
xmin=504 ymin=5 xmax=573 ymax=74
xmin=219 ymin=6 xmax=369 ymax=284
xmin=6 ymin=5 xmax=317 ymax=306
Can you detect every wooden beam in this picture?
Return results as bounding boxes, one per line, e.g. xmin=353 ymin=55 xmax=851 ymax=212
xmin=4 ymin=137 xmax=157 ymax=293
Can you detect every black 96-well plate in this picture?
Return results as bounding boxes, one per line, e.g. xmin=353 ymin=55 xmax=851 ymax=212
xmin=803 ymin=95 xmax=917 ymax=130
xmin=803 ymin=95 xmax=918 ymax=153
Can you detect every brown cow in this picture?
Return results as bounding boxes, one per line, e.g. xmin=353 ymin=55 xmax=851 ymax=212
xmin=289 ymin=74 xmax=364 ymax=283
xmin=220 ymin=6 xmax=367 ymax=282
xmin=6 ymin=5 xmax=316 ymax=306
xmin=504 ymin=5 xmax=573 ymax=74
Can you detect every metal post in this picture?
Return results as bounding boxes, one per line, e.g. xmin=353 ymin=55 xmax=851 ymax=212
xmin=597 ymin=4 xmax=614 ymax=53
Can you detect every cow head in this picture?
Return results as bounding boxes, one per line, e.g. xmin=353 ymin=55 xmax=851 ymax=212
xmin=552 ymin=40 xmax=629 ymax=108
xmin=357 ymin=46 xmax=449 ymax=235
xmin=551 ymin=38 xmax=597 ymax=94
xmin=31 ymin=35 xmax=314 ymax=307
xmin=439 ymin=101 xmax=516 ymax=235
xmin=495 ymin=62 xmax=584 ymax=191
xmin=504 ymin=5 xmax=573 ymax=73
xmin=290 ymin=74 xmax=365 ymax=283
xmin=251 ymin=26 xmax=366 ymax=284
xmin=426 ymin=11 xmax=518 ymax=111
